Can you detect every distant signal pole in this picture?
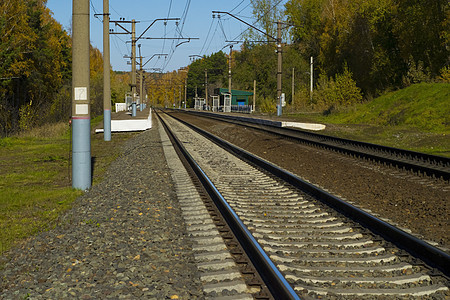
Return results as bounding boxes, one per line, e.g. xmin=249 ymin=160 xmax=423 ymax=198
xmin=72 ymin=0 xmax=91 ymax=190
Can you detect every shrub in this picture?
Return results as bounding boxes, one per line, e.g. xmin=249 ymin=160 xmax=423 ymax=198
xmin=257 ymin=97 xmax=277 ymax=114
xmin=402 ymin=58 xmax=431 ymax=86
xmin=438 ymin=66 xmax=450 ymax=83
xmin=18 ymin=102 xmax=35 ymax=132
xmin=312 ymin=65 xmax=362 ymax=111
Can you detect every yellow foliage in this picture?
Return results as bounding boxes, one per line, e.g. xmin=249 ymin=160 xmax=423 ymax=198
xmin=438 ymin=66 xmax=450 ymax=83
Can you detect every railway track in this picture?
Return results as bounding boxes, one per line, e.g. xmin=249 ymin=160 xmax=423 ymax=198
xmin=156 ymin=110 xmax=449 ymax=299
xmin=183 ymin=110 xmax=450 ymax=182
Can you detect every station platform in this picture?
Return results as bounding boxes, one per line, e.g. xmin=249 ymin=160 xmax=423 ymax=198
xmin=95 ymin=107 xmax=152 ymax=133
xmin=181 ymin=109 xmax=326 ymax=131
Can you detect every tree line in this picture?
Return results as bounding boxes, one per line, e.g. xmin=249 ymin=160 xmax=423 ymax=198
xmin=1 ymin=0 xmax=448 ymax=136
xmin=183 ymin=0 xmax=449 ymax=112
xmin=0 ymin=0 xmax=129 ymax=137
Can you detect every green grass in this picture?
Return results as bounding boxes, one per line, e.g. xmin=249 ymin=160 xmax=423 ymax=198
xmin=0 ymin=119 xmax=138 ymax=255
xmin=0 ymin=127 xmax=80 ymax=254
xmin=324 ymin=83 xmax=449 ymax=132
xmin=286 ymin=83 xmax=450 ymax=157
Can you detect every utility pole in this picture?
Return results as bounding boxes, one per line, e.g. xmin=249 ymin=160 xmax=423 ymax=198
xmin=184 ymin=78 xmax=187 ymax=109
xmin=253 ymin=79 xmax=256 ymax=113
xmin=205 ymin=69 xmax=208 ymax=109
xmin=277 ymin=20 xmax=282 ymax=116
xmin=173 ymin=86 xmax=176 ymax=108
xmin=228 ymin=45 xmax=233 ymax=95
xmin=310 ymin=56 xmax=313 ymax=101
xmin=164 ymin=84 xmax=167 ymax=107
xmin=292 ymin=67 xmax=295 ymax=105
xmin=131 ymin=19 xmax=137 ymax=116
xmin=138 ymin=44 xmax=144 ymax=112
xmin=179 ymin=85 xmax=181 ymax=108
xmin=102 ymin=0 xmax=111 ymax=141
xmin=72 ymin=0 xmax=91 ymax=190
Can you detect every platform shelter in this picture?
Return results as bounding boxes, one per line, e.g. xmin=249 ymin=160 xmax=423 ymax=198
xmin=214 ymin=88 xmax=253 ymax=106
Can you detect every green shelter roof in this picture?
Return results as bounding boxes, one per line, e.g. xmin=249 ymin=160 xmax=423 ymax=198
xmin=216 ymin=88 xmax=253 ymax=96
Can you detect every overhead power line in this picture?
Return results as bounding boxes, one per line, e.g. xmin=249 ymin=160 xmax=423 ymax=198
xmin=230 ymin=0 xmax=247 ymax=13
xmin=230 ymin=0 xmax=285 ymax=42
xmin=199 ymin=18 xmax=215 ymax=56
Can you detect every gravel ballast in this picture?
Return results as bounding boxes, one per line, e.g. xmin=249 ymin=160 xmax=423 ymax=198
xmin=0 ymin=120 xmax=204 ymax=299
xmin=172 ymin=112 xmax=449 ymax=250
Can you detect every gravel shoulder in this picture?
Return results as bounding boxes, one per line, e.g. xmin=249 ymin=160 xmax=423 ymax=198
xmin=0 ymin=120 xmax=204 ymax=299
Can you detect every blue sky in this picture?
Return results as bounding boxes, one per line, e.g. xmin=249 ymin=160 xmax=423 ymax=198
xmin=46 ymin=0 xmax=287 ymax=72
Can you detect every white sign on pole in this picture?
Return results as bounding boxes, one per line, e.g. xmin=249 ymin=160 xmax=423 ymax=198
xmin=75 ymin=104 xmax=89 ymax=115
xmin=74 ymin=87 xmax=87 ymax=101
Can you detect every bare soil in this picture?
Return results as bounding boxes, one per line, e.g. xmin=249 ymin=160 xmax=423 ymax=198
xmin=172 ymin=111 xmax=450 ymax=251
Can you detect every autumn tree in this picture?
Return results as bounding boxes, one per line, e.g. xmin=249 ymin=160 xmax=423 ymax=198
xmin=0 ymin=0 xmax=73 ymax=135
xmin=0 ymin=0 xmax=36 ymax=134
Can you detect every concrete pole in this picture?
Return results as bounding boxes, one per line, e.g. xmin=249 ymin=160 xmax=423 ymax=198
xmin=184 ymin=77 xmax=187 ymax=109
xmin=139 ymin=69 xmax=143 ymax=111
xmin=253 ymin=79 xmax=256 ymax=113
xmin=103 ymin=0 xmax=111 ymax=141
xmin=179 ymin=85 xmax=181 ymax=108
xmin=228 ymin=45 xmax=232 ymax=95
xmin=205 ymin=69 xmax=208 ymax=109
xmin=131 ymin=20 xmax=137 ymax=116
xmin=292 ymin=67 xmax=295 ymax=105
xmin=310 ymin=56 xmax=313 ymax=101
xmin=277 ymin=20 xmax=282 ymax=116
xmin=164 ymin=85 xmax=167 ymax=107
xmin=142 ymin=73 xmax=146 ymax=109
xmin=138 ymin=45 xmax=143 ymax=112
xmin=72 ymin=0 xmax=91 ymax=190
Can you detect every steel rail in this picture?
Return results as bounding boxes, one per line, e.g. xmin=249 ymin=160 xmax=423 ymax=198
xmin=183 ymin=110 xmax=450 ymax=181
xmin=156 ymin=111 xmax=300 ymax=300
xmin=165 ymin=110 xmax=450 ymax=278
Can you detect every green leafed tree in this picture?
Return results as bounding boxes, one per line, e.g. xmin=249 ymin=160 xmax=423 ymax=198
xmin=186 ymin=52 xmax=227 ymax=104
xmin=246 ymin=0 xmax=285 ymax=42
xmin=285 ymin=0 xmax=450 ymax=97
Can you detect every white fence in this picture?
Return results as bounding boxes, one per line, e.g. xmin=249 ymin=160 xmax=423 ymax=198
xmin=231 ymin=105 xmax=252 ymax=114
xmin=115 ymin=103 xmax=127 ymax=112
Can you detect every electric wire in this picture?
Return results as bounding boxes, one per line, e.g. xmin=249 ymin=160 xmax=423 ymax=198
xmin=204 ymin=21 xmax=220 ymax=56
xmin=230 ymin=0 xmax=247 ymax=13
xmin=165 ymin=0 xmax=193 ymax=71
xmin=90 ymin=0 xmax=99 ymax=15
xmin=199 ymin=18 xmax=215 ymax=56
xmin=161 ymin=0 xmax=188 ymax=72
xmin=161 ymin=0 xmax=174 ymax=54
xmin=110 ymin=4 xmax=122 ymax=18
xmin=218 ymin=18 xmax=228 ymax=41
xmin=179 ymin=0 xmax=192 ymax=33
xmin=230 ymin=0 xmax=285 ymax=42
xmin=90 ymin=0 xmax=104 ymax=24
xmin=237 ymin=2 xmax=253 ymax=15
